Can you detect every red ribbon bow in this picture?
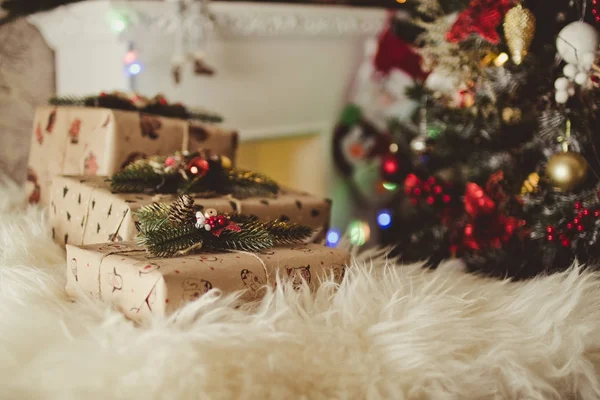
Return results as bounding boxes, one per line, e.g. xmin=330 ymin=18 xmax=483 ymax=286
xmin=446 ymin=0 xmax=514 ymax=45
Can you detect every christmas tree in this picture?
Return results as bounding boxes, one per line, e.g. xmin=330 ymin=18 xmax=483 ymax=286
xmin=357 ymin=0 xmax=600 ymax=279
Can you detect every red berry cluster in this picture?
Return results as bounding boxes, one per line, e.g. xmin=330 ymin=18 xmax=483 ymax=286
xmin=546 ymin=202 xmax=600 ymax=247
xmin=206 ymin=215 xmax=229 ymax=230
xmin=404 ymin=174 xmax=452 ymax=206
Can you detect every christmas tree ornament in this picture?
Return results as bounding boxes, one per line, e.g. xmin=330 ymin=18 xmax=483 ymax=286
xmin=446 ymin=0 xmax=513 ymax=44
xmin=563 ymin=63 xmax=578 ymax=78
xmin=545 ymin=152 xmax=588 ymax=191
xmin=554 ymin=77 xmax=570 ymax=91
xmin=575 ymin=72 xmax=588 ymax=85
xmin=520 ymin=172 xmax=540 ymax=194
xmin=581 ymin=52 xmax=596 ymax=70
xmin=555 ymin=90 xmax=569 ymax=104
xmin=556 ymin=22 xmax=600 ymax=65
xmin=503 ymin=4 xmax=536 ymax=65
xmin=187 ymin=156 xmax=210 ymax=177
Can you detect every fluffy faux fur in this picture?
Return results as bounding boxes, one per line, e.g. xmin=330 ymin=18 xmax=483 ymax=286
xmin=1 ymin=179 xmax=600 ymax=399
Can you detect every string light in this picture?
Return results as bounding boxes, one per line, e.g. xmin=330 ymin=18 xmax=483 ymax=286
xmin=382 ymin=182 xmax=398 ymax=191
xmin=494 ymin=52 xmax=509 ymax=67
xmin=127 ymin=63 xmax=142 ymax=76
xmin=389 ymin=143 xmax=399 ymax=153
xmin=377 ymin=211 xmax=392 ymax=228
xmin=108 ymin=11 xmax=127 ymax=33
xmin=326 ymin=229 xmax=340 ymax=247
xmin=383 ymin=159 xmax=398 ymax=174
xmin=348 ymin=220 xmax=370 ymax=246
xmin=124 ymin=51 xmax=137 ymax=64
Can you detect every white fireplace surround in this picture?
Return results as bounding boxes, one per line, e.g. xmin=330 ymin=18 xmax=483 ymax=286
xmin=28 ymin=1 xmax=387 ymax=141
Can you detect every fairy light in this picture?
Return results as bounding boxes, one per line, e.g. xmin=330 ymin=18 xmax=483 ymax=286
xmin=494 ymin=52 xmax=509 ymax=67
xmin=108 ymin=11 xmax=127 ymax=33
xmin=124 ymin=51 xmax=137 ymax=64
xmin=382 ymin=182 xmax=398 ymax=191
xmin=348 ymin=220 xmax=370 ymax=246
xmin=377 ymin=211 xmax=392 ymax=229
xmin=326 ymin=229 xmax=340 ymax=247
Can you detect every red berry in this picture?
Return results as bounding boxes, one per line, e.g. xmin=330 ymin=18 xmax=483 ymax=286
xmin=567 ymin=222 xmax=574 ymax=230
xmin=573 ymin=218 xmax=580 ymax=224
xmin=423 ymin=184 xmax=431 ymax=193
xmin=216 ymin=215 xmax=227 ymax=227
xmin=547 ymin=234 xmax=554 ymax=242
xmin=577 ymin=225 xmax=585 ymax=232
xmin=433 ymin=185 xmax=443 ymax=195
xmin=426 ymin=196 xmax=435 ymax=205
xmin=583 ymin=209 xmax=590 ymax=217
xmin=413 ymin=188 xmax=422 ymax=196
xmin=442 ymin=195 xmax=451 ymax=203
xmin=595 ymin=210 xmax=600 ymax=218
xmin=561 ymin=238 xmax=570 ymax=247
xmin=575 ymin=201 xmax=582 ymax=210
xmin=546 ymin=225 xmax=555 ymax=234
xmin=427 ymin=177 xmax=436 ymax=185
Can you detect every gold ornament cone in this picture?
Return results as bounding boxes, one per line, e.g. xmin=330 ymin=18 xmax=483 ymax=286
xmin=503 ymin=5 xmax=536 ymax=65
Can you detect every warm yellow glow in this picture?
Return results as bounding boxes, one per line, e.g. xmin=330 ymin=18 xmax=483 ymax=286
xmin=190 ymin=166 xmax=199 ymax=175
xmin=389 ymin=143 xmax=399 ymax=153
xmin=396 ymin=0 xmax=407 ymax=3
xmin=494 ymin=53 xmax=509 ymax=67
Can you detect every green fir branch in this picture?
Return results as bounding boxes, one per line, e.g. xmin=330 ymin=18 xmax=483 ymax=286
xmin=110 ymin=163 xmax=166 ymax=193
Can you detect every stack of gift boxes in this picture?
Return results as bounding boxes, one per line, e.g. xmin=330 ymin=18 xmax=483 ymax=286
xmin=28 ymin=92 xmax=349 ymax=322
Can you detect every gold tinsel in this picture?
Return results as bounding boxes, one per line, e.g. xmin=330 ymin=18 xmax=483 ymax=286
xmin=503 ymin=5 xmax=536 ymax=66
xmin=521 ymin=172 xmax=540 ymax=194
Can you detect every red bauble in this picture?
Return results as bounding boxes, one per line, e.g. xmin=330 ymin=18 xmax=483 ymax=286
xmin=187 ymin=157 xmax=210 ymax=177
xmin=575 ymin=201 xmax=582 ymax=210
xmin=216 ymin=215 xmax=228 ymax=227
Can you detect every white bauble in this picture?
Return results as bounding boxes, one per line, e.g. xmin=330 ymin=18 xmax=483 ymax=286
xmin=581 ymin=52 xmax=596 ymax=70
xmin=554 ymin=77 xmax=570 ymax=90
xmin=424 ymin=68 xmax=460 ymax=95
xmin=563 ymin=63 xmax=578 ymax=78
xmin=575 ymin=72 xmax=588 ymax=85
xmin=556 ymin=22 xmax=600 ymax=65
xmin=555 ymin=90 xmax=569 ymax=104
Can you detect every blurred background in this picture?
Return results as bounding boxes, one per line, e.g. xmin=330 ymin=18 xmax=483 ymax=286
xmin=0 ymin=0 xmax=416 ymax=248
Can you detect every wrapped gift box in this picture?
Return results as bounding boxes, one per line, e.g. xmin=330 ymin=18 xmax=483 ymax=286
xmin=66 ymin=241 xmax=349 ymax=321
xmin=50 ymin=175 xmax=332 ymax=247
xmin=27 ymin=106 xmax=238 ymax=204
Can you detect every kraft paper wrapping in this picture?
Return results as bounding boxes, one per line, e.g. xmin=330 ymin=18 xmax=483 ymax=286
xmin=66 ymin=242 xmax=349 ymax=321
xmin=27 ymin=106 xmax=238 ymax=205
xmin=50 ymin=175 xmax=332 ymax=247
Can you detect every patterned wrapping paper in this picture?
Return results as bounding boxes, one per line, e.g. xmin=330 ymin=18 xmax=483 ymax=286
xmin=50 ymin=175 xmax=332 ymax=247
xmin=27 ymin=106 xmax=238 ymax=205
xmin=66 ymin=242 xmax=349 ymax=322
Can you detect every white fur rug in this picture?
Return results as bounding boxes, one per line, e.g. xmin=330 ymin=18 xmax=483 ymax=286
xmin=2 ymin=180 xmax=600 ymax=399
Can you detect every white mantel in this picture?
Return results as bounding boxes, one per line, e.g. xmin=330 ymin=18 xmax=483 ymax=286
xmin=29 ymin=1 xmax=386 ymax=141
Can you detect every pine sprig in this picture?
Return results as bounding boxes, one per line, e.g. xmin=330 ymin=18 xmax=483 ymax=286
xmin=48 ymin=93 xmax=223 ymax=122
xmin=111 ymin=152 xmax=280 ymax=198
xmin=110 ymin=162 xmax=166 ymax=193
xmin=135 ymin=196 xmax=313 ymax=257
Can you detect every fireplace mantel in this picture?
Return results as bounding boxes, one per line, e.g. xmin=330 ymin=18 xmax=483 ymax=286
xmin=29 ymin=1 xmax=386 ymax=141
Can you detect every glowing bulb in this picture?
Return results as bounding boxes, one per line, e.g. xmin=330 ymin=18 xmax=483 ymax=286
xmin=326 ymin=229 xmax=340 ymax=247
xmin=377 ymin=211 xmax=392 ymax=228
xmin=383 ymin=159 xmax=398 ymax=174
xmin=382 ymin=182 xmax=398 ymax=191
xmin=396 ymin=0 xmax=407 ymax=3
xmin=494 ymin=52 xmax=509 ymax=67
xmin=348 ymin=220 xmax=370 ymax=246
xmin=554 ymin=165 xmax=569 ymax=180
xmin=190 ymin=166 xmax=199 ymax=175
xmin=128 ymin=63 xmax=142 ymax=75
xmin=110 ymin=18 xmax=126 ymax=33
xmin=124 ymin=51 xmax=137 ymax=64
xmin=389 ymin=143 xmax=399 ymax=153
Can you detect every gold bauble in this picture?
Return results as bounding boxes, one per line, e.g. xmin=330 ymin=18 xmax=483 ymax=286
xmin=545 ymin=152 xmax=588 ymax=191
xmin=521 ymin=172 xmax=540 ymax=194
xmin=503 ymin=5 xmax=536 ymax=66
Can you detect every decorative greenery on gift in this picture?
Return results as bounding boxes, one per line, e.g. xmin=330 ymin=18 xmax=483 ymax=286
xmin=49 ymin=92 xmax=223 ymax=123
xmin=111 ymin=151 xmax=279 ymax=198
xmin=136 ymin=195 xmax=314 ymax=257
